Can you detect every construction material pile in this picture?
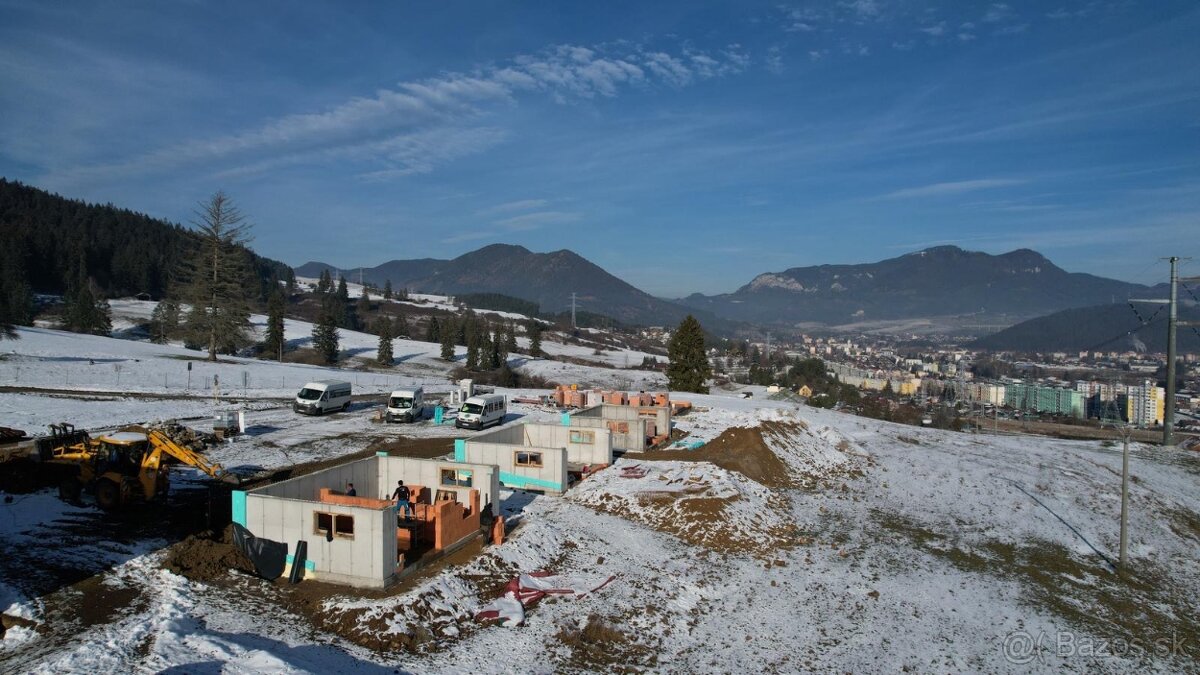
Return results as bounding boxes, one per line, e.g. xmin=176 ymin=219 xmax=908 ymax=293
xmin=152 ymin=421 xmax=217 ymax=451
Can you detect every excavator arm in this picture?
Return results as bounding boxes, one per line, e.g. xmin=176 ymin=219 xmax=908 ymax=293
xmin=145 ymin=430 xmax=239 ymax=485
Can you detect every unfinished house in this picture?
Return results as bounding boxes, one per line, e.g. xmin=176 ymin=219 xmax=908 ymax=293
xmin=232 ymin=454 xmax=500 ymax=588
xmin=567 ymin=403 xmax=672 ymax=450
xmin=457 ymin=423 xmax=612 ymax=494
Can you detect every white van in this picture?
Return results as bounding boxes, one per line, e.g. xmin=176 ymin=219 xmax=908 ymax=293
xmin=456 ymin=393 xmax=506 ymax=430
xmin=385 ymin=387 xmax=425 ymax=423
xmin=294 ymin=380 xmax=352 ymax=415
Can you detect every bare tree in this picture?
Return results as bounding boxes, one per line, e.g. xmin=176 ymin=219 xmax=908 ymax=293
xmin=181 ymin=191 xmax=254 ymax=361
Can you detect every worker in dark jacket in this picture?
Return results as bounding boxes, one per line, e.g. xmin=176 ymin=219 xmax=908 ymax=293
xmin=345 ymin=482 xmax=356 ymax=497
xmin=391 ymin=480 xmax=413 ymax=520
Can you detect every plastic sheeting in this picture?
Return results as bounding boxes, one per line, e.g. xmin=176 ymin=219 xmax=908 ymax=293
xmin=475 ymin=571 xmax=615 ymax=627
xmin=231 ymin=522 xmax=288 ymax=581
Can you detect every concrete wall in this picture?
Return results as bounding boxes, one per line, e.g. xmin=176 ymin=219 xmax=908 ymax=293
xmin=460 ymin=439 xmax=568 ymax=494
xmin=253 ymin=456 xmax=379 ymax=502
xmin=242 ymin=490 xmax=396 ymax=588
xmin=515 ymin=423 xmax=612 ymax=466
xmin=378 ymin=455 xmax=501 ymax=516
xmin=570 ymin=404 xmax=671 ymax=449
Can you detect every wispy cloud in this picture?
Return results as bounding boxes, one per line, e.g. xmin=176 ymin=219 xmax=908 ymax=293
xmin=879 ymin=178 xmax=1027 ymax=199
xmin=493 ymin=210 xmax=581 ymax=230
xmin=43 ymin=41 xmax=751 ymax=187
xmin=919 ymin=22 xmax=947 ymax=36
xmin=475 ymin=199 xmax=549 ymax=216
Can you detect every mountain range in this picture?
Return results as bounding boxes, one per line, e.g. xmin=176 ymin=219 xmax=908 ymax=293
xmin=676 ymin=246 xmax=1157 ymax=326
xmin=970 ymin=301 xmax=1200 ymax=353
xmin=297 ymin=244 xmax=711 ymax=328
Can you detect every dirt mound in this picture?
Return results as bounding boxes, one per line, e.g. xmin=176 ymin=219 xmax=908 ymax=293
xmin=631 ymin=425 xmax=796 ymax=488
xmin=162 ymin=524 xmax=256 ymax=582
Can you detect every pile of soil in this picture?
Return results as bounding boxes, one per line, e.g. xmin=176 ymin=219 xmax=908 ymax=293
xmin=162 ymin=524 xmax=256 ymax=582
xmin=630 ymin=425 xmax=796 ymax=488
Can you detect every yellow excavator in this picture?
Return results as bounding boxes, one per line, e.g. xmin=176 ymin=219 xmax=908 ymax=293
xmin=44 ymin=423 xmax=238 ymax=510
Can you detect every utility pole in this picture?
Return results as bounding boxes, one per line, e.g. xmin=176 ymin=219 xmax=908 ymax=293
xmin=570 ymin=293 xmax=577 ymax=329
xmin=1165 ymin=256 xmax=1179 ymax=447
xmin=1119 ymin=427 xmax=1131 ymax=573
xmin=1130 ymin=256 xmax=1192 ymax=447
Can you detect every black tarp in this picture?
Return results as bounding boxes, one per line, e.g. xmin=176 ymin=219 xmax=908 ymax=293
xmin=288 ymin=540 xmax=308 ymax=584
xmin=231 ymin=523 xmax=288 ymax=580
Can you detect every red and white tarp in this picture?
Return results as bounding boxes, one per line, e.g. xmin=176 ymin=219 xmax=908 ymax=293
xmin=475 ymin=571 xmax=615 ymax=627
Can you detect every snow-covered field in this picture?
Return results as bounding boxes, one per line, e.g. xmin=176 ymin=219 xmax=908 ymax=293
xmin=1 ymin=328 xmax=1198 ymax=673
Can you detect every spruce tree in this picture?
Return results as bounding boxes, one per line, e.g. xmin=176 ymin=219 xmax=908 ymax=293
xmin=440 ymin=318 xmax=456 ymax=360
xmin=667 ymin=315 xmax=711 ymax=394
xmin=149 ymin=299 xmax=182 ymax=344
xmin=0 ymin=248 xmax=33 ymax=339
xmin=179 ymin=191 xmax=254 ymax=360
xmin=312 ymin=297 xmax=340 ymax=364
xmin=383 ymin=280 xmax=393 ymax=301
xmin=491 ymin=325 xmax=503 ymax=369
xmin=285 ymin=268 xmax=297 ymax=295
xmin=376 ymin=316 xmax=394 ymax=367
xmin=528 ymin=321 xmax=543 ymax=357
xmin=316 ymin=270 xmax=332 ymax=295
xmin=426 ymin=315 xmax=441 ymax=343
xmin=63 ymin=249 xmax=111 ymax=336
xmin=336 ymin=276 xmax=351 ymax=328
xmin=503 ymin=323 xmax=517 ymax=358
xmin=264 ymin=288 xmax=286 ymax=361
xmin=466 ymin=324 xmax=482 ymax=370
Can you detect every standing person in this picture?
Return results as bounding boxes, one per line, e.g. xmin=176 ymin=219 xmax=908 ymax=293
xmin=345 ymin=482 xmax=357 ymax=497
xmin=391 ymin=480 xmax=413 ymax=520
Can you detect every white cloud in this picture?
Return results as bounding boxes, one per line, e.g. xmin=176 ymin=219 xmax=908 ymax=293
xmin=919 ymin=22 xmax=947 ymax=36
xmin=44 ymin=40 xmax=750 ymax=187
xmin=492 ymin=211 xmax=581 ymax=231
xmin=879 ymin=178 xmax=1027 ymax=199
xmin=984 ymin=3 xmax=1013 ymax=23
xmin=958 ymin=32 xmax=977 ymax=42
xmin=841 ymin=0 xmax=881 ymax=19
xmin=476 ymin=199 xmax=550 ymax=216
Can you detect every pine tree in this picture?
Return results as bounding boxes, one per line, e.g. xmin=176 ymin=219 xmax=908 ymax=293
xmin=264 ymin=287 xmax=286 ymax=360
xmin=0 ymin=248 xmax=33 ymax=340
xmin=426 ymin=315 xmax=441 ymax=343
xmin=528 ymin=321 xmax=543 ymax=357
xmin=667 ymin=315 xmax=711 ymax=394
xmin=383 ymin=280 xmax=393 ymax=301
xmin=149 ymin=299 xmax=181 ymax=344
xmin=376 ymin=316 xmax=394 ymax=367
xmin=491 ymin=325 xmax=503 ymax=369
xmin=285 ymin=268 xmax=297 ymax=295
xmin=179 ymin=191 xmax=254 ymax=360
xmin=466 ymin=322 xmax=482 ymax=370
xmin=63 ymin=249 xmax=111 ymax=336
xmin=316 ymin=270 xmax=332 ymax=295
xmin=336 ymin=276 xmax=351 ymax=328
xmin=503 ymin=322 xmax=517 ymax=355
xmin=312 ymin=297 xmax=340 ymax=364
xmin=440 ymin=318 xmax=456 ymax=360
xmin=397 ymin=286 xmax=409 ymax=301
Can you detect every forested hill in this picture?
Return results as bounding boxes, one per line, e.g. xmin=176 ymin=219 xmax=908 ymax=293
xmin=0 ymin=179 xmax=291 ymax=300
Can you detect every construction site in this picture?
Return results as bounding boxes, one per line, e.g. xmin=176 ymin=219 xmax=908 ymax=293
xmin=2 ymin=328 xmax=1199 ymax=673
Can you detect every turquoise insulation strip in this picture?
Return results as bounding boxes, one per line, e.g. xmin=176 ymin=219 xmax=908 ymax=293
xmin=231 ymin=490 xmax=247 ymax=527
xmin=454 ymin=439 xmax=466 ymax=462
xmin=498 ymin=471 xmax=563 ymax=491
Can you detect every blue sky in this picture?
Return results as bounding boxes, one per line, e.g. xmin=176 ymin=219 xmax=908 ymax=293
xmin=2 ymin=1 xmax=1198 ymax=298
